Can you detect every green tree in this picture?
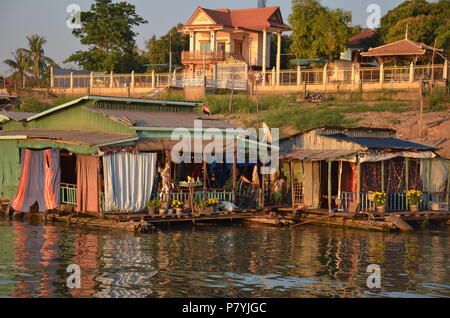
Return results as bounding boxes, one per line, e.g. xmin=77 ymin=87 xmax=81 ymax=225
xmin=380 ymin=0 xmax=450 ymax=55
xmin=3 ymin=49 xmax=31 ymax=87
xmin=288 ymin=0 xmax=352 ymax=60
xmin=19 ymin=34 xmax=57 ymax=79
xmin=270 ymin=34 xmax=292 ymax=69
xmin=65 ymin=0 xmax=148 ymax=72
xmin=145 ymin=24 xmax=189 ymax=73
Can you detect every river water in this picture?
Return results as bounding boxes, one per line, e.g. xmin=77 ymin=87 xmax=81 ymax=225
xmin=0 ymin=216 xmax=449 ymax=298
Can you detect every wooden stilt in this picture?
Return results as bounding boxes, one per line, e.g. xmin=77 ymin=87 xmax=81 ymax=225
xmin=261 ymin=163 xmax=266 ymax=209
xmin=328 ymin=161 xmax=332 ymax=213
xmin=290 ymin=161 xmax=295 ymax=212
xmin=203 ymin=158 xmax=207 ymax=201
xmin=232 ymin=143 xmax=237 ymax=204
xmin=381 ymin=160 xmax=385 ymax=192
xmin=356 ymin=162 xmax=361 ymax=212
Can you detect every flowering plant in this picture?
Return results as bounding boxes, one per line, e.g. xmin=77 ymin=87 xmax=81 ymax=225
xmin=204 ymin=198 xmax=219 ymax=207
xmin=172 ymin=200 xmax=183 ymax=209
xmin=370 ymin=192 xmax=386 ymax=207
xmin=407 ymin=190 xmax=423 ymax=206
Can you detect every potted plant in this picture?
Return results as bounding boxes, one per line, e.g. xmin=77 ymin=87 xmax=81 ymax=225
xmin=147 ymin=199 xmax=161 ymax=216
xmin=202 ymin=198 xmax=219 ymax=215
xmin=172 ymin=200 xmax=184 ymax=215
xmin=407 ymin=190 xmax=423 ymax=212
xmin=372 ymin=192 xmax=386 ymax=213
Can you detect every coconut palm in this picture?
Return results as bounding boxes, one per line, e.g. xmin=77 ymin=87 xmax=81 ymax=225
xmin=3 ymin=49 xmax=31 ymax=87
xmin=19 ymin=34 xmax=57 ymax=78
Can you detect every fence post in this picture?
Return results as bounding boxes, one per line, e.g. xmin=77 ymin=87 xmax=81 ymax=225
xmin=444 ymin=59 xmax=448 ymax=82
xmin=70 ymin=72 xmax=74 ymax=90
xmin=409 ymin=62 xmax=414 ymax=83
xmin=110 ymin=71 xmax=113 ymax=88
xmin=90 ymin=71 xmax=94 ymax=89
xmin=297 ymin=66 xmax=301 ymax=86
xmin=272 ymin=67 xmax=276 ymax=87
xmin=131 ymin=70 xmax=135 ymax=89
xmin=323 ymin=64 xmax=327 ymax=85
xmin=379 ymin=63 xmax=384 ymax=85
xmin=151 ymin=70 xmax=155 ymax=89
xmin=50 ymin=66 xmax=54 ymax=88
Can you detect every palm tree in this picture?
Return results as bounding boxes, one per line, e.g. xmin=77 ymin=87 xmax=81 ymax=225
xmin=3 ymin=49 xmax=31 ymax=87
xmin=20 ymin=34 xmax=57 ymax=78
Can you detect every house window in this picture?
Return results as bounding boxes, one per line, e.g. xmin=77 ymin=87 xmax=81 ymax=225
xmin=217 ymin=42 xmax=226 ymax=52
xmin=200 ymin=43 xmax=211 ymax=52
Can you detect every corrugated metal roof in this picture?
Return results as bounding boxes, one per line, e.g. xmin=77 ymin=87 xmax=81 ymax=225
xmin=326 ymin=134 xmax=436 ymax=150
xmin=0 ymin=111 xmax=36 ymax=121
xmin=281 ymin=150 xmax=356 ymax=161
xmin=26 ymin=96 xmax=204 ymax=122
xmin=87 ymin=107 xmax=238 ymax=129
xmin=0 ymin=130 xmax=136 ymax=146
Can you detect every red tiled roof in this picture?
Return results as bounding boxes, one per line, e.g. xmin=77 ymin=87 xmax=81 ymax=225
xmin=184 ymin=6 xmax=290 ymax=31
xmin=348 ymin=29 xmax=377 ymax=48
xmin=361 ymin=39 xmax=443 ymax=57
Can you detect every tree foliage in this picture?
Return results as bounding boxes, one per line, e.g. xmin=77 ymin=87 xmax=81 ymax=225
xmin=145 ymin=24 xmax=189 ymax=73
xmin=19 ymin=34 xmax=57 ymax=78
xmin=65 ymin=0 xmax=148 ymax=72
xmin=288 ymin=0 xmax=352 ymax=60
xmin=380 ymin=0 xmax=450 ymax=54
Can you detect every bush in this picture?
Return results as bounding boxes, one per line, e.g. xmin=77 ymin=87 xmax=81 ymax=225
xmin=19 ymin=97 xmax=48 ymax=113
xmin=426 ymin=87 xmax=449 ymax=112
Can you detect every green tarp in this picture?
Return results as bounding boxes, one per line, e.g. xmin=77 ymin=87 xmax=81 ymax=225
xmin=0 ymin=141 xmax=21 ymax=200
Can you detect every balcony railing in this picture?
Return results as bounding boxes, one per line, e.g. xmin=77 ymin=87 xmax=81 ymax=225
xmin=181 ymin=50 xmax=228 ymax=63
xmin=61 ymin=183 xmax=77 ymax=205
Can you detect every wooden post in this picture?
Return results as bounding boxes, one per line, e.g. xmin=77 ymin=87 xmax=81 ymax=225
xmin=203 ymin=158 xmax=207 ymax=201
xmin=272 ymin=67 xmax=276 ymax=87
xmin=337 ymin=161 xmax=343 ymax=205
xmin=447 ymin=161 xmax=450 ymax=204
xmin=381 ymin=161 xmax=385 ymax=192
xmin=431 ymin=38 xmax=437 ymax=87
xmin=232 ymin=142 xmax=237 ymax=204
xmin=443 ymin=59 xmax=448 ymax=83
xmin=409 ymin=62 xmax=414 ymax=83
xmin=290 ymin=161 xmax=295 ymax=212
xmin=328 ymin=161 xmax=332 ymax=213
xmin=297 ymin=66 xmax=301 ymax=86
xmin=110 ymin=71 xmax=113 ymax=88
xmin=167 ymin=150 xmax=172 ymax=204
xmin=356 ymin=162 xmax=361 ymax=211
xmin=276 ymin=32 xmax=281 ymax=87
xmin=261 ymin=163 xmax=266 ymax=209
xmin=405 ymin=157 xmax=410 ymax=209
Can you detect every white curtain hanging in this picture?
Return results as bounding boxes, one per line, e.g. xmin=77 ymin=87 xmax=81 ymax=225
xmin=103 ymin=152 xmax=157 ymax=213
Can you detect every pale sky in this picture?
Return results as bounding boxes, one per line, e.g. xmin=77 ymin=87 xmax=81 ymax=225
xmin=0 ymin=0 xmax=411 ymax=74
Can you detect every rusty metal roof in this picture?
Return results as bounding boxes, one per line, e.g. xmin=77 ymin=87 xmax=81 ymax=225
xmin=0 ymin=111 xmax=36 ymax=122
xmin=87 ymin=107 xmax=238 ymax=129
xmin=0 ymin=129 xmax=137 ymax=146
xmin=361 ymin=39 xmax=443 ymax=57
xmin=281 ymin=150 xmax=356 ymax=161
xmin=326 ymin=134 xmax=437 ymax=150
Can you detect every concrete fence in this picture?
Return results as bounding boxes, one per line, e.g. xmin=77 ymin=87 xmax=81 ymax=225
xmin=50 ymin=61 xmax=448 ymax=95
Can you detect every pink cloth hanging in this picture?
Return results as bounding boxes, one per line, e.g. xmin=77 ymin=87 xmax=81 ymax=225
xmin=76 ymin=155 xmax=100 ymax=213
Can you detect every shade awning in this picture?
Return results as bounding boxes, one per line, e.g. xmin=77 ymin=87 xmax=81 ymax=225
xmin=281 ymin=150 xmax=356 ymax=161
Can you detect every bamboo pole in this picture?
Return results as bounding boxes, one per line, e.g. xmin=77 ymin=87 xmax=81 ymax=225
xmin=290 ymin=161 xmax=295 ymax=212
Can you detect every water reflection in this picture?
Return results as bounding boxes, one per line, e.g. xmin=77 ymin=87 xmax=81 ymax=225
xmin=0 ymin=216 xmax=449 ymax=298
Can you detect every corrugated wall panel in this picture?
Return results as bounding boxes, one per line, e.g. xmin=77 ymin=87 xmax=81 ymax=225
xmin=0 ymin=141 xmax=21 ymax=200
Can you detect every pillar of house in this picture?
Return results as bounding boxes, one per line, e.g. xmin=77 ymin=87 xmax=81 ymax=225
xmin=189 ymin=32 xmax=196 ymax=52
xmin=69 ymin=72 xmax=74 ymax=90
xmin=444 ymin=59 xmax=448 ymax=82
xmin=276 ymin=32 xmax=281 ymax=86
xmin=297 ymin=66 xmax=302 ymax=86
xmin=131 ymin=71 xmax=135 ymax=89
xmin=50 ymin=67 xmax=54 ymax=88
xmin=110 ymin=71 xmax=113 ymax=88
xmin=210 ymin=30 xmax=217 ymax=52
xmin=272 ymin=67 xmax=276 ymax=87
xmin=151 ymin=70 xmax=155 ymax=89
xmin=323 ymin=64 xmax=328 ymax=85
xmin=409 ymin=62 xmax=414 ymax=83
xmin=379 ymin=63 xmax=384 ymax=84
xmin=262 ymin=29 xmax=267 ymax=86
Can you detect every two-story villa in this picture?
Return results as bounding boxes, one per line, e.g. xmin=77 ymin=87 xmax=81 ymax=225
xmin=179 ymin=4 xmax=290 ymax=85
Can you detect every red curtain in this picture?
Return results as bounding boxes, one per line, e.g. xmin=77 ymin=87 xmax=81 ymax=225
xmin=341 ymin=162 xmax=358 ymax=193
xmin=76 ymin=155 xmax=100 ymax=213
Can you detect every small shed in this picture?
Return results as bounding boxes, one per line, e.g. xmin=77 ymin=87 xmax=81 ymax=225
xmin=279 ymin=127 xmax=449 ymax=213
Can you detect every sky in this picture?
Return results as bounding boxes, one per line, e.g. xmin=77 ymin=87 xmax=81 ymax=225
xmin=0 ymin=0 xmax=410 ymax=74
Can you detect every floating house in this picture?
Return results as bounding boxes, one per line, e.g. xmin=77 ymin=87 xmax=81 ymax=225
xmin=0 ymin=96 xmax=266 ymax=216
xmin=279 ymin=127 xmax=450 ymax=213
